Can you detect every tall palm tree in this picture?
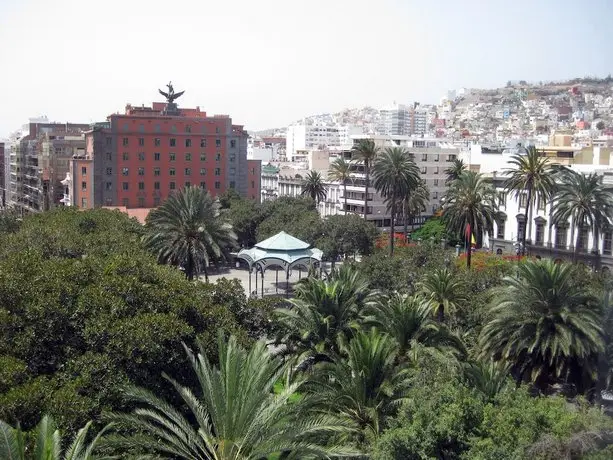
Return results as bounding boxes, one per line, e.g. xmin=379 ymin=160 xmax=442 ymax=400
xmin=504 ymin=146 xmax=555 ymax=255
xmin=110 ymin=334 xmax=354 ymax=459
xmin=308 ymin=329 xmax=409 ymax=444
xmin=463 ymin=360 xmax=511 ymax=401
xmin=402 ymin=179 xmax=429 ymax=240
xmin=143 ymin=187 xmax=237 ymax=282
xmin=300 ymin=170 xmax=327 ymax=204
xmin=0 ymin=416 xmax=113 ymax=460
xmin=419 ymin=268 xmax=466 ymax=323
xmin=442 ymin=171 xmax=497 ymax=268
xmin=351 ymin=139 xmax=380 ymax=221
xmin=276 ymin=265 xmax=378 ymax=365
xmin=444 ymin=158 xmax=467 ymax=183
xmin=372 ymin=147 xmax=420 ymax=255
xmin=362 ymin=293 xmax=466 ymax=357
xmin=328 ymin=157 xmax=353 ymax=214
xmin=478 ymin=260 xmax=604 ymax=393
xmin=552 ymin=169 xmax=613 ymax=259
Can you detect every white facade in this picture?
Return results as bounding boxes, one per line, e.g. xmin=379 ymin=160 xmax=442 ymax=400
xmin=286 ymin=124 xmax=340 ymax=161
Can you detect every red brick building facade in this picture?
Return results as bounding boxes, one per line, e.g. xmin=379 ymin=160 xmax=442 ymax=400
xmin=78 ymin=99 xmax=257 ymax=209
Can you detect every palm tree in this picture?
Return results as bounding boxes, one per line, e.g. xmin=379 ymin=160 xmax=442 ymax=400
xmin=300 ymin=170 xmax=327 ymax=204
xmin=143 ymin=187 xmax=237 ymax=282
xmin=328 ymin=157 xmax=353 ymax=214
xmin=444 ymin=158 xmax=467 ymax=183
xmin=478 ymin=260 xmax=605 ymax=393
xmin=463 ymin=360 xmax=511 ymax=400
xmin=110 ymin=334 xmax=354 ymax=459
xmin=276 ymin=265 xmax=378 ymax=365
xmin=308 ymin=329 xmax=409 ymax=444
xmin=552 ymin=169 xmax=613 ymax=259
xmin=419 ymin=268 xmax=466 ymax=323
xmin=0 ymin=416 xmax=113 ymax=460
xmin=351 ymin=139 xmax=380 ymax=221
xmin=504 ymin=146 xmax=555 ymax=255
xmin=362 ymin=293 xmax=466 ymax=357
xmin=442 ymin=171 xmax=497 ymax=268
xmin=372 ymin=147 xmax=420 ymax=255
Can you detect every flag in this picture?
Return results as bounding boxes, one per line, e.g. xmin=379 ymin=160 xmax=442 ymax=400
xmin=471 ymin=233 xmax=476 ymax=248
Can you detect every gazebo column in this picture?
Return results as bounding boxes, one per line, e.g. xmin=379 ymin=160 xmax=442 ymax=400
xmin=248 ymin=266 xmax=252 ymax=296
xmin=261 ymin=267 xmax=265 ymax=298
xmin=286 ymin=269 xmax=290 ymax=299
xmin=275 ymin=269 xmax=279 ymax=294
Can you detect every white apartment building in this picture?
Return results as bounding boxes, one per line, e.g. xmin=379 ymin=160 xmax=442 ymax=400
xmin=378 ymin=103 xmax=412 ymax=136
xmin=286 ymin=123 xmax=340 ymax=161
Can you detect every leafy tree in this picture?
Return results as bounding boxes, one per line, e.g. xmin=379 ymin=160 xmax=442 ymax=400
xmin=372 ymin=147 xmax=420 ymax=255
xmin=504 ymin=145 xmax=555 ymax=254
xmin=0 ymin=208 xmax=21 ymax=234
xmin=596 ymin=120 xmax=606 ymax=130
xmin=444 ymin=158 xmax=467 ymax=183
xmin=256 ymin=196 xmax=321 ymax=243
xmin=479 ymin=260 xmax=604 ymax=393
xmin=316 ymin=214 xmax=378 ymax=264
xmin=351 ymin=139 xmax=380 ymax=221
xmin=143 ymin=187 xmax=237 ymax=281
xmin=300 ymin=170 xmax=327 ymax=204
xmin=219 ymin=191 xmax=260 ymax=248
xmin=309 ymin=329 xmax=410 ymax=446
xmin=419 ymin=268 xmax=465 ymax=323
xmin=0 ymin=415 xmax=113 ymax=460
xmin=442 ymin=171 xmax=497 ymax=268
xmin=328 ymin=157 xmax=353 ymax=213
xmin=552 ymin=168 xmax=613 ymax=259
xmin=410 ymin=217 xmax=448 ymax=243
xmin=110 ymin=334 xmax=355 ymax=459
xmin=275 ymin=265 xmax=377 ymax=365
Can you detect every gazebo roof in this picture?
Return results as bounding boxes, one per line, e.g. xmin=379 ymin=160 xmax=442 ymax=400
xmin=237 ymin=231 xmax=322 ymax=272
xmin=255 ymin=231 xmax=310 ymax=251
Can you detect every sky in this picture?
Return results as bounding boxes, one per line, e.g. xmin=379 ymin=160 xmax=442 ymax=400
xmin=0 ymin=0 xmax=611 ymax=137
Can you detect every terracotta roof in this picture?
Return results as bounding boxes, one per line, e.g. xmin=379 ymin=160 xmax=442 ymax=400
xmin=102 ymin=206 xmax=153 ymax=224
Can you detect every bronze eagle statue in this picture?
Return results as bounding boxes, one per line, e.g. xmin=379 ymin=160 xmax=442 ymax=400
xmin=159 ymin=81 xmax=185 ymax=104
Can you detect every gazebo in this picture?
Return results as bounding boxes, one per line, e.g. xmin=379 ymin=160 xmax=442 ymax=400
xmin=236 ymin=231 xmax=323 ymax=297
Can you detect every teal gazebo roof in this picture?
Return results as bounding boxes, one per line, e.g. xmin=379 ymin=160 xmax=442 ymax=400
xmin=237 ymin=231 xmax=322 ymax=272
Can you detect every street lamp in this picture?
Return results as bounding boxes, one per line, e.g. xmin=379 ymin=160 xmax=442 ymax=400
xmin=513 ymin=242 xmax=523 ymax=266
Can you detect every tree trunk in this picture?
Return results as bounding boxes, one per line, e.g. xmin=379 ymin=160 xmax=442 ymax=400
xmin=389 ymin=196 xmax=395 ymax=256
xmin=437 ymin=303 xmax=444 ymax=322
xmin=403 ymin=198 xmax=409 ymax=243
xmin=363 ymin=163 xmax=369 ymax=221
xmin=343 ymin=181 xmax=348 ymax=215
xmin=186 ymin=256 xmax=194 ymax=281
xmin=574 ymin=226 xmax=581 ymax=263
xmin=523 ymin=187 xmax=533 ymax=255
xmin=202 ymin=264 xmax=209 ymax=283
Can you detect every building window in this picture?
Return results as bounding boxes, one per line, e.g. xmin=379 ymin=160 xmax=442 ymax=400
xmin=200 ymin=168 xmax=206 ymax=175
xmin=216 ymin=139 xmax=221 ymax=148
xmin=229 ymin=167 xmax=236 ymax=175
xmin=496 ymin=219 xmax=505 ymax=239
xmin=229 ymin=154 xmax=235 ymax=162
xmin=185 ymin=153 xmax=192 ymax=161
xmin=185 ymin=168 xmax=191 ymax=176
xmin=154 ymin=124 xmax=161 ymax=132
xmin=138 ymin=167 xmax=145 ymax=176
xmin=230 ymin=140 xmax=236 ymax=148
xmin=122 ymin=167 xmax=129 ymax=176
xmin=420 ymin=166 xmax=426 ymax=174
xmin=81 ymin=181 xmax=87 ymax=191
xmin=122 ymin=182 xmax=129 ymax=191
xmin=122 ymin=137 xmax=128 ymax=146
xmin=106 ymin=167 xmax=112 ymax=175
xmin=154 ymin=138 xmax=161 ymax=147
xmin=421 ymin=154 xmax=427 ymax=161
xmin=200 ymin=153 xmax=206 ymax=162
xmin=80 ymin=166 xmax=86 ymax=175
xmin=519 ymin=193 xmax=527 ymax=208
xmin=200 ymin=139 xmax=207 ymax=148
xmin=432 ymin=191 xmax=438 ymax=199
xmin=185 ymin=125 xmax=192 ymax=133
xmin=215 ymin=181 xmax=221 ymax=189
xmin=138 ymin=182 xmax=145 ymax=190
xmin=138 ymin=137 xmax=144 ymax=146
xmin=250 ymin=180 xmax=255 ymax=188
xmin=215 ymin=168 xmax=221 ymax=176
xmin=230 ymin=181 xmax=236 ymax=189
xmin=434 ymin=155 xmax=439 ymax=162
xmin=517 ymin=216 xmax=526 ymax=242
xmin=154 ymin=197 xmax=161 ymax=206
xmin=434 ymin=167 xmax=439 ymax=174
xmin=154 ymin=167 xmax=160 ymax=176
xmin=555 ymin=225 xmax=568 ymax=249
xmin=169 ymin=168 xmax=176 ymax=176
xmin=433 ymin=179 xmax=439 ymax=187
xmin=170 ymin=138 xmax=176 ymax=147
xmin=185 ymin=182 xmax=191 ymax=188
xmin=577 ymin=227 xmax=589 ymax=252
xmin=106 ymin=137 xmax=112 ymax=146
xmin=215 ymin=127 xmax=220 ymax=134
xmin=498 ymin=192 xmax=506 ymax=206
xmin=185 ymin=139 xmax=192 ymax=148
xmin=537 ymin=196 xmax=546 ymax=210
xmin=138 ymin=152 xmax=145 ymax=161
xmin=216 ymin=153 xmax=221 ymax=161
xmin=535 ymin=221 xmax=545 ymax=246
xmin=122 ymin=152 xmax=129 ymax=161
xmin=171 ymin=125 xmax=177 ymax=133
xmin=122 ymin=198 xmax=129 ymax=207
xmin=169 ymin=153 xmax=176 ymax=161
xmin=170 ymin=181 xmax=176 ymax=190
xmin=154 ymin=152 xmax=160 ymax=161
xmin=154 ymin=181 xmax=160 ymax=190
xmin=200 ymin=181 xmax=206 ymax=188
xmin=604 ymin=231 xmax=612 ymax=255
xmin=106 ymin=152 xmax=112 ymax=161
xmin=105 ymin=182 xmax=112 ymax=191
xmin=81 ymin=198 xmax=87 ymax=207
xmin=138 ymin=197 xmax=145 ymax=207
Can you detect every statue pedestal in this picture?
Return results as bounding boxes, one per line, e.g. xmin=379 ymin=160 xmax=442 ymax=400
xmin=162 ymin=103 xmax=180 ymax=116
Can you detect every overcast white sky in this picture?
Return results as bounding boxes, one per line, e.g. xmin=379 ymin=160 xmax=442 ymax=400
xmin=0 ymin=0 xmax=611 ymax=137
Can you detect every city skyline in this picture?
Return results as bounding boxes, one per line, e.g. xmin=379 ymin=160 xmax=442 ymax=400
xmin=1 ymin=0 xmax=612 ymax=138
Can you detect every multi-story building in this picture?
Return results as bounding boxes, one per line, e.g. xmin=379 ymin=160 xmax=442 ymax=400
xmin=0 ymin=142 xmax=5 ymax=207
xmin=285 ymin=123 xmax=340 ymax=160
xmin=378 ymin=103 xmax=411 ymax=136
xmin=9 ymin=122 xmax=88 ymax=212
xmin=67 ymin=91 xmax=256 ymax=209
